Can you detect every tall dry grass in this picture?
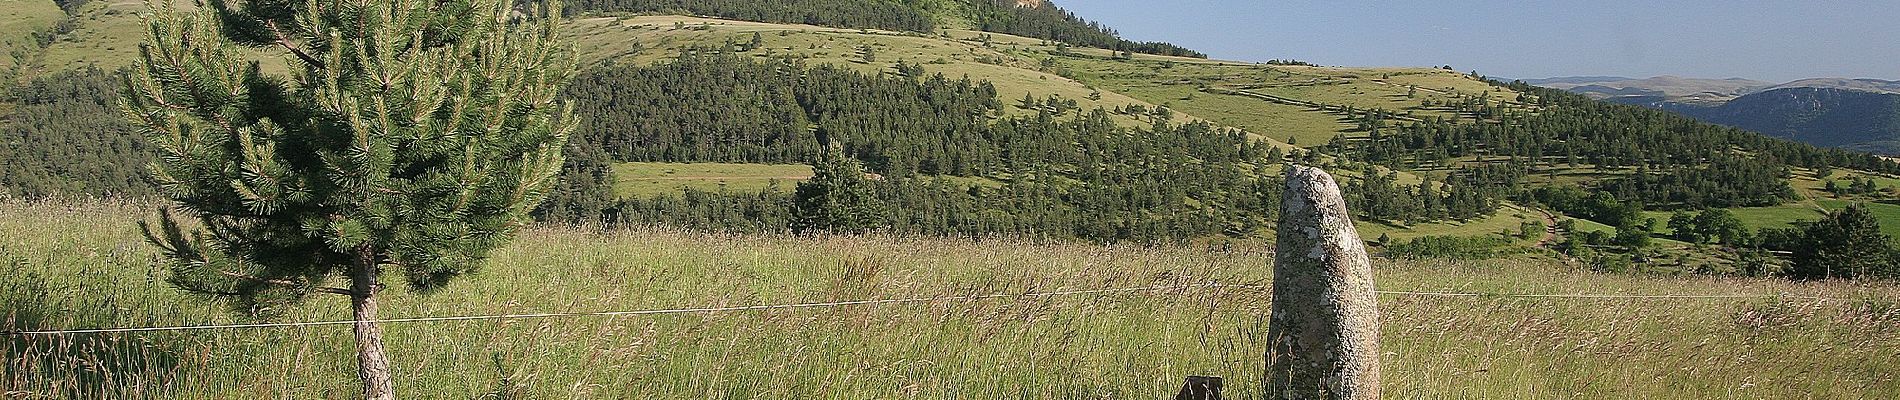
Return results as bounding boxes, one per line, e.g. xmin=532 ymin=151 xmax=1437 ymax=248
xmin=2 ymin=198 xmax=1897 ymax=398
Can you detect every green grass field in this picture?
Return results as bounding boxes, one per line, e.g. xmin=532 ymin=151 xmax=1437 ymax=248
xmin=1355 ymin=203 xmax=1547 ymax=243
xmin=6 ymin=199 xmax=1899 ymax=398
xmin=612 ymin=162 xmax=814 ymax=198
xmin=1817 ymin=199 xmax=1900 ymax=238
xmin=9 ymin=8 xmax=1900 ymax=395
xmin=1643 ymin=204 xmax=1829 ymax=234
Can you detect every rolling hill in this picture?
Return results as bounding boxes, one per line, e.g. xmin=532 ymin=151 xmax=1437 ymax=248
xmin=6 ymin=1 xmax=1900 ymax=398
xmin=1531 ymin=76 xmax=1900 ymax=154
xmin=1683 ymin=87 xmax=1900 ymax=152
xmin=1525 ymin=76 xmax=1772 ymax=106
xmin=5 ymin=0 xmax=1899 ymax=271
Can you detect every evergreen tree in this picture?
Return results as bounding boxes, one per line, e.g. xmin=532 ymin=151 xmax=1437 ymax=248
xmin=794 ymin=144 xmax=886 ymax=234
xmin=122 ymin=1 xmax=576 ymax=398
xmin=1787 ymin=204 xmax=1891 ymax=280
xmin=0 ymin=67 xmax=146 ymax=197
xmin=535 ymin=140 xmax=619 ymax=224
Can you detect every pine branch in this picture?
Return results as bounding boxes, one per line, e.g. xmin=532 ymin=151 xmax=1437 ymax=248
xmin=217 ymin=270 xmax=351 ymax=296
xmin=267 ymin=20 xmax=324 ymax=70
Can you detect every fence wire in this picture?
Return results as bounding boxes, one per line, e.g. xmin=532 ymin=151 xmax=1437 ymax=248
xmin=0 ymin=283 xmax=1834 ymax=336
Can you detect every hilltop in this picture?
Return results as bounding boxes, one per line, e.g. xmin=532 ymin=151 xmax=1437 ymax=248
xmin=1530 ymin=75 xmax=1900 ymax=154
xmin=1523 ymin=76 xmax=1773 ymax=105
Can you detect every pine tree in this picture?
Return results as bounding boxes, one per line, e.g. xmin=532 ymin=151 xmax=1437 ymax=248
xmin=794 ymin=144 xmax=887 ymax=234
xmin=1788 ymin=204 xmax=1891 ymax=279
xmin=122 ymin=1 xmax=577 ymax=398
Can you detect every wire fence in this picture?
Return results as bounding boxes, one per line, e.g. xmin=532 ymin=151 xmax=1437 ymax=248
xmin=0 ymin=283 xmax=1836 ymax=336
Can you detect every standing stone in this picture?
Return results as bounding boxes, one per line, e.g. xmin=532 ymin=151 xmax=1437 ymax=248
xmin=1266 ymin=165 xmax=1381 ymax=400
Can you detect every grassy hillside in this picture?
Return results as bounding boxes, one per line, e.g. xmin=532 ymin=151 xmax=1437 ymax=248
xmin=613 ymin=162 xmax=813 ymax=198
xmin=491 ymin=14 xmax=1900 ymax=251
xmin=0 ymin=0 xmax=65 ymax=78
xmin=12 ymin=0 xmax=1900 ymax=267
xmin=28 ymin=0 xmax=145 ymax=74
xmin=5 ymin=0 xmax=284 ymax=83
xmin=566 ymin=15 xmax=1174 ymax=130
xmin=1055 ymin=57 xmax=1520 ymax=147
xmin=7 ymin=199 xmax=1900 ymax=398
xmin=11 ymin=5 xmax=1466 ymax=161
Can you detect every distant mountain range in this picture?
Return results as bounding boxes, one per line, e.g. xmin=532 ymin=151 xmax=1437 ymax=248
xmin=1525 ymin=76 xmax=1900 ymax=154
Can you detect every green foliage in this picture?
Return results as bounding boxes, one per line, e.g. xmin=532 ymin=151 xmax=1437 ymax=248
xmin=618 ymin=185 xmax=794 ymax=233
xmin=534 ymin=140 xmax=618 ymax=224
xmin=1383 ymin=235 xmax=1518 ymax=260
xmin=794 ymin=145 xmax=887 ymax=234
xmin=0 ymin=67 xmax=147 ymax=197
xmin=1346 ymin=164 xmax=1512 ymax=223
xmin=566 ymin=0 xmax=936 ymax=32
xmin=1613 ymin=224 xmax=1653 ymax=249
xmin=565 ymin=53 xmax=998 ymax=176
xmin=612 ymin=113 xmax=1278 ymax=243
xmin=1530 ymin=186 xmax=1644 ymax=227
xmin=1366 ymin=81 xmax=1897 ymax=211
xmin=1782 ymin=204 xmax=1895 ymax=280
xmin=122 ymin=0 xmax=578 ymax=309
xmin=1597 ymin=155 xmax=1796 ymax=208
xmin=1518 ymin=220 xmax=1545 ymax=239
xmin=1695 ymin=209 xmax=1750 ymax=245
xmin=566 ymin=54 xmax=1276 ymax=243
xmin=968 ymin=0 xmax=1204 ymax=58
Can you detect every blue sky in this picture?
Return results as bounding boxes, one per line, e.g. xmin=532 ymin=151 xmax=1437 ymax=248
xmin=1053 ymin=0 xmax=1900 ymax=83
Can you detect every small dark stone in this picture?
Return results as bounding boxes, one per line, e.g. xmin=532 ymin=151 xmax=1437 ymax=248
xmin=1175 ymin=376 xmax=1223 ymax=400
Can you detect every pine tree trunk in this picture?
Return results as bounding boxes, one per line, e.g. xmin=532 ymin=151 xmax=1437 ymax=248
xmin=351 ymin=252 xmax=397 ymax=400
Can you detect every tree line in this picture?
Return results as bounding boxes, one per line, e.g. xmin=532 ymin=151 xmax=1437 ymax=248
xmin=557 ymin=0 xmax=1205 ymax=58
xmin=968 ymin=0 xmax=1206 ymax=58
xmin=563 ymin=53 xmax=1000 ymax=176
xmin=0 ymin=67 xmax=148 ymax=198
xmin=1342 ymin=162 xmax=1521 ymax=224
xmin=550 ymin=53 xmax=1279 ymax=243
xmin=1352 ymin=81 xmax=1900 ymax=210
xmin=564 ymin=0 xmax=935 ymax=32
xmin=603 ymin=115 xmax=1282 ymax=244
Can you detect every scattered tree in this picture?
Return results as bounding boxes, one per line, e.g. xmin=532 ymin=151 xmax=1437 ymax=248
xmin=123 ymin=1 xmax=577 ymax=398
xmin=794 ymin=144 xmax=887 ymax=234
xmin=1786 ymin=204 xmax=1892 ymax=280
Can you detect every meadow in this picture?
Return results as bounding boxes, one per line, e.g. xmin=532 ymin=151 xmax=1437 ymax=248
xmin=5 ymin=198 xmax=1898 ymax=399
xmin=612 ymin=162 xmax=814 ymax=199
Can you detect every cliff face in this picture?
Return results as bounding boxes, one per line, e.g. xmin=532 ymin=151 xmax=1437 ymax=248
xmin=1684 ymin=88 xmax=1900 ymax=152
xmin=1535 ymin=77 xmax=1900 ymax=155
